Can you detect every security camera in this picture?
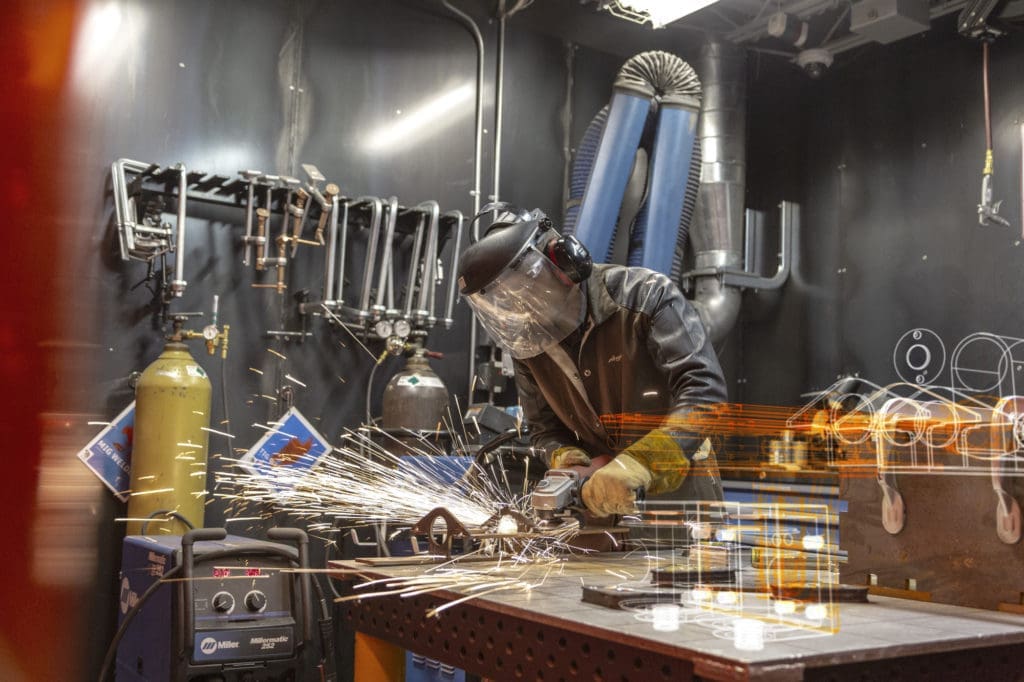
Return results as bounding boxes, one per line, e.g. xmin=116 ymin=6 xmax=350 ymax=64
xmin=795 ymin=48 xmax=833 ymax=79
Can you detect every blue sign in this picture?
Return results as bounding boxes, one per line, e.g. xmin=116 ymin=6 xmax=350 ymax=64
xmin=77 ymin=401 xmax=135 ymax=501
xmin=240 ymin=407 xmax=331 ymax=476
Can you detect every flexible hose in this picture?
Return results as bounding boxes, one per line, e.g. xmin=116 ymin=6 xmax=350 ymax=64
xmin=615 ymin=50 xmax=702 ymax=106
xmin=983 ymin=41 xmax=992 ymax=152
xmin=565 ymin=106 xmax=610 ymax=236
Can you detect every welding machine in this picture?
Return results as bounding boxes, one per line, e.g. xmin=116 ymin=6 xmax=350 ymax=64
xmin=109 ymin=527 xmax=333 ymax=682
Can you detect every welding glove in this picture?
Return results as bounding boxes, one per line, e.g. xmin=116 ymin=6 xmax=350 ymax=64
xmin=549 ymin=446 xmax=591 ymax=469
xmin=581 ymin=453 xmax=652 ymax=517
xmin=619 ymin=428 xmax=703 ymax=495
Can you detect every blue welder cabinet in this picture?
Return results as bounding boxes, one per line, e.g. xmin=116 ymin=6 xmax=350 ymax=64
xmin=116 ymin=533 xmax=309 ymax=681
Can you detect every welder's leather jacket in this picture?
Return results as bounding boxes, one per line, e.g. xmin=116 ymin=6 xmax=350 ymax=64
xmin=514 ymin=264 xmax=727 ymax=501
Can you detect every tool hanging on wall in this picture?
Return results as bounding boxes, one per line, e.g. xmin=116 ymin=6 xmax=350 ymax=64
xmin=976 ymin=42 xmax=1010 ymax=228
xmin=304 ymin=196 xmax=464 ymax=342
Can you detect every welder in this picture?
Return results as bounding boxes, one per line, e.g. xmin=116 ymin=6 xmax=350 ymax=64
xmin=458 ymin=204 xmax=727 ymax=517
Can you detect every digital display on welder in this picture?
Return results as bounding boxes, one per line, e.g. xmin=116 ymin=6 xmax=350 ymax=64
xmin=211 ymin=567 xmax=264 ymax=578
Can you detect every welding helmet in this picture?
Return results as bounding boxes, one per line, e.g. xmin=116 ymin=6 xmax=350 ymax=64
xmin=458 ymin=204 xmax=592 ymax=359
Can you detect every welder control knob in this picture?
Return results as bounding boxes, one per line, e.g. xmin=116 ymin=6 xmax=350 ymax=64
xmin=244 ymin=590 xmax=268 ymax=613
xmin=212 ymin=591 xmax=235 ymax=614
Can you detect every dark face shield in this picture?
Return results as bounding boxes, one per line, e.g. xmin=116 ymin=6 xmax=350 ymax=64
xmin=463 ymin=246 xmax=585 ymax=359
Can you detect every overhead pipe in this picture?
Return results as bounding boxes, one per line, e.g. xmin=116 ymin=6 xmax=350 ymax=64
xmin=688 ymin=39 xmax=747 ymax=344
xmin=439 ymin=0 xmax=485 ymax=403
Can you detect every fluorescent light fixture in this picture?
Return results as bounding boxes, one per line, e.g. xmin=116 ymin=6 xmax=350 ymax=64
xmin=363 ymin=82 xmax=475 ymax=153
xmin=612 ymin=0 xmax=720 ymax=28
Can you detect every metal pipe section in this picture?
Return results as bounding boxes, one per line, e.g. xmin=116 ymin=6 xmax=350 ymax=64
xmin=440 ymin=0 xmax=484 ymax=226
xmin=374 ymin=197 xmax=400 ymax=316
xmin=416 ymin=200 xmax=441 ymax=323
xmin=440 ymin=0 xmax=485 ymax=403
xmin=442 ymin=210 xmax=464 ymax=328
xmin=112 ymin=158 xmax=158 ymax=260
xmin=352 ymin=197 xmax=383 ymax=318
xmin=169 ymin=162 xmax=188 ymax=297
xmin=323 ymin=193 xmax=341 ymax=304
xmin=690 ymin=39 xmax=747 ymax=344
xmin=493 ymin=6 xmax=506 ymax=210
xmin=334 ymin=200 xmax=350 ymax=304
xmin=241 ymin=174 xmax=257 ymax=266
xmin=722 ymin=201 xmax=795 ymax=290
xmin=404 ymin=205 xmax=431 ymax=324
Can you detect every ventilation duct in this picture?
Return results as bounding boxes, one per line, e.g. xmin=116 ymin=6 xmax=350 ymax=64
xmin=689 ymin=39 xmax=747 ymax=344
xmin=568 ymin=51 xmax=702 ymax=275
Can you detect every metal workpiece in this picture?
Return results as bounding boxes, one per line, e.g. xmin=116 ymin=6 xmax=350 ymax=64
xmin=441 ymin=210 xmax=464 ymax=328
xmin=332 ymin=556 xmax=1024 ymax=681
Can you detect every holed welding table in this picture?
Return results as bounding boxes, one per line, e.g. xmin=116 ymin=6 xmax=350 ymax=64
xmin=330 ymin=555 xmax=1024 ymax=681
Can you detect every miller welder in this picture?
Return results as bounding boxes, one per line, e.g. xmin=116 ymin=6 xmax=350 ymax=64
xmin=104 ymin=527 xmax=335 ymax=682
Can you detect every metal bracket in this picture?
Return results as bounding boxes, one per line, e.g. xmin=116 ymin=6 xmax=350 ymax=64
xmin=682 ymin=201 xmax=796 ymax=291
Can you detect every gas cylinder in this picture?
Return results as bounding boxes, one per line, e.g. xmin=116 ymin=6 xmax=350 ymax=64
xmin=126 ymin=342 xmax=212 ymax=535
xmin=381 ymin=349 xmax=449 ymax=435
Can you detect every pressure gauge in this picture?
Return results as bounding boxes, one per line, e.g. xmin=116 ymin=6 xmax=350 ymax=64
xmin=393 ymin=320 xmax=412 ymax=338
xmin=374 ymin=320 xmax=393 ymax=338
xmin=202 ymin=325 xmax=219 ymax=341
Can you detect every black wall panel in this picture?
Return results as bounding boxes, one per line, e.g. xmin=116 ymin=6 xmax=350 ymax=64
xmin=743 ymin=21 xmax=1024 ymax=405
xmin=49 ymin=1 xmax=597 ymax=675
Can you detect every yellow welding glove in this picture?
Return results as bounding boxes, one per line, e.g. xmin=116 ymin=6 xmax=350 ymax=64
xmin=549 ymin=446 xmax=591 ymax=469
xmin=581 ymin=453 xmax=653 ymax=517
xmin=618 ymin=428 xmax=693 ymax=496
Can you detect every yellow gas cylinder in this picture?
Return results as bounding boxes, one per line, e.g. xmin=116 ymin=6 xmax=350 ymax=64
xmin=126 ymin=341 xmax=212 ymax=535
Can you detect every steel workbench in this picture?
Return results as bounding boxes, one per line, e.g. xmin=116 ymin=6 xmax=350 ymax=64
xmin=330 ymin=555 xmax=1024 ymax=681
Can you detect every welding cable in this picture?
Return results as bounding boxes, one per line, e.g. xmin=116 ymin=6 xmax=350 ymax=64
xmin=364 ymin=352 xmax=387 ymax=427
xmin=472 ymin=428 xmax=524 ymax=467
xmin=308 ymin=573 xmax=337 ymax=682
xmin=138 ymin=509 xmax=196 ymax=535
xmin=984 ymin=41 xmax=993 ymax=154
